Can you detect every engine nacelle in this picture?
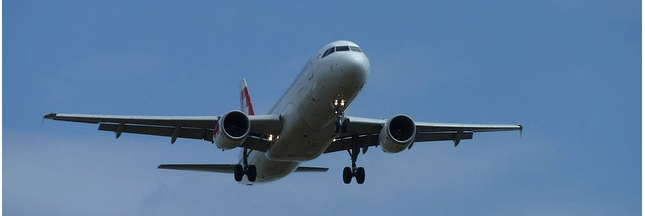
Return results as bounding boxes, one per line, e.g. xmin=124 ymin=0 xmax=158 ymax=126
xmin=379 ymin=115 xmax=416 ymax=153
xmin=214 ymin=110 xmax=250 ymax=150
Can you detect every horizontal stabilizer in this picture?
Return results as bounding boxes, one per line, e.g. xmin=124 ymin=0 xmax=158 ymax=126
xmin=158 ymin=164 xmax=236 ymax=173
xmin=158 ymin=164 xmax=329 ymax=173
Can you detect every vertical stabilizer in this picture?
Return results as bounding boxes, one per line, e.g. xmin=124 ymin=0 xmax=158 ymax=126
xmin=240 ymin=78 xmax=255 ymax=115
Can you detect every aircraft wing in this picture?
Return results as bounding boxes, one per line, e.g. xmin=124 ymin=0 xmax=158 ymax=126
xmin=43 ymin=113 xmax=281 ymax=152
xmin=324 ymin=116 xmax=521 ymax=153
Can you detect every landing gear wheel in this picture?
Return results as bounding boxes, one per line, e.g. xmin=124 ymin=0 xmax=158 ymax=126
xmin=234 ymin=164 xmax=244 ymax=182
xmin=343 ymin=136 xmax=367 ymax=185
xmin=247 ymin=165 xmax=257 ymax=182
xmin=355 ymin=167 xmax=365 ymax=184
xmin=343 ymin=167 xmax=352 ymax=184
xmin=236 ymin=147 xmax=257 ymax=183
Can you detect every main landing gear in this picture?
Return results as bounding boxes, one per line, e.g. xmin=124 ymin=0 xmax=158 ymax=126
xmin=343 ymin=144 xmax=365 ymax=184
xmin=234 ymin=147 xmax=257 ymax=182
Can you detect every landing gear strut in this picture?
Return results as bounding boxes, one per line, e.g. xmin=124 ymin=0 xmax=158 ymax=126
xmin=334 ymin=101 xmax=349 ymax=135
xmin=343 ymin=141 xmax=365 ymax=184
xmin=234 ymin=147 xmax=257 ymax=182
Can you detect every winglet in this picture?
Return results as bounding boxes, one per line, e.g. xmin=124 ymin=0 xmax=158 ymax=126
xmin=518 ymin=124 xmax=523 ymax=137
xmin=43 ymin=113 xmax=57 ymax=119
xmin=42 ymin=113 xmax=57 ymax=126
xmin=240 ymin=78 xmax=255 ymax=116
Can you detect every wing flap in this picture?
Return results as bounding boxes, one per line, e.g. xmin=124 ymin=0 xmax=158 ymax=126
xmin=414 ymin=131 xmax=473 ymax=142
xmin=324 ymin=132 xmax=476 ymax=153
xmin=98 ymin=123 xmax=213 ymax=141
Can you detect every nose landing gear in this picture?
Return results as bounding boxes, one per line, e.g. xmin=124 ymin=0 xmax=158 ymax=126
xmin=333 ymin=100 xmax=349 ymax=135
xmin=234 ymin=147 xmax=257 ymax=182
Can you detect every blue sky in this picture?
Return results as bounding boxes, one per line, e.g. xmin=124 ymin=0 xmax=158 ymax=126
xmin=3 ymin=0 xmax=641 ymax=215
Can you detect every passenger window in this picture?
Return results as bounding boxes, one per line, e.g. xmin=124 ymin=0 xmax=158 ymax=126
xmin=336 ymin=46 xmax=350 ymax=51
xmin=350 ymin=46 xmax=362 ymax=52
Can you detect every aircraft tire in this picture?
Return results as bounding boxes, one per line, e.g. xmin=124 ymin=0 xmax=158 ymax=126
xmin=343 ymin=167 xmax=352 ymax=184
xmin=356 ymin=167 xmax=365 ymax=184
xmin=247 ymin=165 xmax=257 ymax=182
xmin=234 ymin=164 xmax=244 ymax=182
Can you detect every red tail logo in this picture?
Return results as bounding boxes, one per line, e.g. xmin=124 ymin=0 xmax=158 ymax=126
xmin=240 ymin=79 xmax=255 ymax=116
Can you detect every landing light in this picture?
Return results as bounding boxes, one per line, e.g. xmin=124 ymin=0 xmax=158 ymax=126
xmin=268 ymin=135 xmax=273 ymax=141
xmin=340 ymin=100 xmax=345 ymax=106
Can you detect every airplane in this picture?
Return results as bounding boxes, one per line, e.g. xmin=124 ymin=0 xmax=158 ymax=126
xmin=44 ymin=40 xmax=522 ymax=185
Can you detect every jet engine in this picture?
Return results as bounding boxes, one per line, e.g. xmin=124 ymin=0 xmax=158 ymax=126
xmin=214 ymin=110 xmax=250 ymax=150
xmin=379 ymin=115 xmax=416 ymax=153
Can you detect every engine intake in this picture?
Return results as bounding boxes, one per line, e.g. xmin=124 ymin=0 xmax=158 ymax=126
xmin=379 ymin=115 xmax=416 ymax=153
xmin=214 ymin=110 xmax=250 ymax=150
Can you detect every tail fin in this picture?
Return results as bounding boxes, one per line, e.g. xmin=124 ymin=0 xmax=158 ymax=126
xmin=240 ymin=78 xmax=255 ymax=115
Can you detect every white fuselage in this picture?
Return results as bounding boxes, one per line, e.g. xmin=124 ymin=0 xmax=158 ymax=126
xmin=240 ymin=41 xmax=370 ymax=183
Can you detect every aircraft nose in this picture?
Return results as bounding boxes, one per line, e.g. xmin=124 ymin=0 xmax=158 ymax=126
xmin=336 ymin=52 xmax=370 ymax=86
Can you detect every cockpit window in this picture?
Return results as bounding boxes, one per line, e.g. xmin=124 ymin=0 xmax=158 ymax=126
xmin=322 ymin=48 xmax=329 ymax=58
xmin=322 ymin=47 xmax=335 ymax=58
xmin=336 ymin=46 xmax=350 ymax=51
xmin=322 ymin=45 xmax=359 ymax=59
